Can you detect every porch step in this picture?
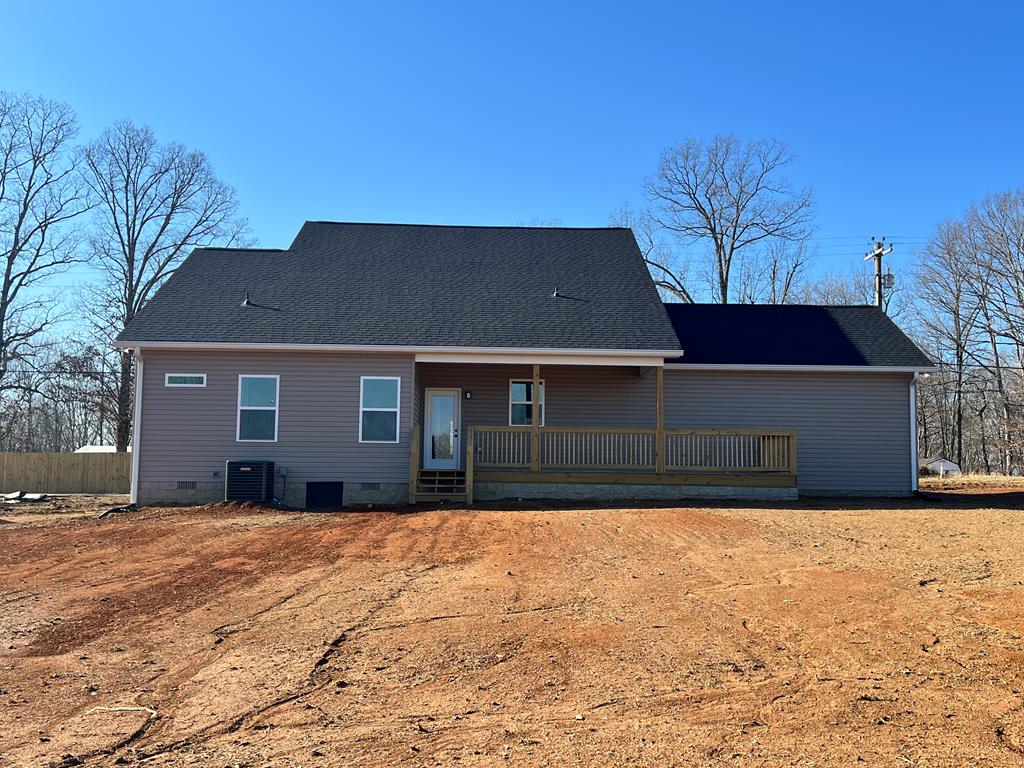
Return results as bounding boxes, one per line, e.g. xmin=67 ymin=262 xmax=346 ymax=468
xmin=416 ymin=469 xmax=467 ymax=501
xmin=414 ymin=492 xmax=468 ymax=503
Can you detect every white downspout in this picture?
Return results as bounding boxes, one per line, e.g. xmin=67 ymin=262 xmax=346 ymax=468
xmin=910 ymin=372 xmax=919 ymax=493
xmin=130 ymin=348 xmax=144 ymax=505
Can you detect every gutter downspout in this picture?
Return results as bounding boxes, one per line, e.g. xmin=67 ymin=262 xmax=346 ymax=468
xmin=910 ymin=372 xmax=919 ymax=493
xmin=130 ymin=348 xmax=144 ymax=505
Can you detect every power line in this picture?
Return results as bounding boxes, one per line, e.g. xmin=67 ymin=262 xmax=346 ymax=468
xmin=806 ymin=234 xmax=930 ymax=241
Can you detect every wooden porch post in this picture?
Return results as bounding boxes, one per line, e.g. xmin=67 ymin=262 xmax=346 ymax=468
xmin=655 ymin=366 xmax=666 ymax=473
xmin=465 ymin=427 xmax=475 ymax=505
xmin=408 ymin=423 xmax=421 ymax=504
xmin=531 ymin=363 xmax=541 ymax=472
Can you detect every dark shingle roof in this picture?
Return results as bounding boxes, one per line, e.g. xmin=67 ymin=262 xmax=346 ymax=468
xmin=664 ymin=304 xmax=934 ymax=368
xmin=118 ymin=222 xmax=681 ymax=351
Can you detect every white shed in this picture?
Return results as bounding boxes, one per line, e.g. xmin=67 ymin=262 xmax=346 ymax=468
xmin=922 ymin=457 xmax=961 ymax=477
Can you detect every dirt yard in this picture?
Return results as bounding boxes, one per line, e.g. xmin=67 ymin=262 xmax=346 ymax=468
xmin=2 ymin=482 xmax=1024 ymax=767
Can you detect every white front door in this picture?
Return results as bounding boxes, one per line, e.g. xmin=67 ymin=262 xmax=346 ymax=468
xmin=423 ymin=388 xmax=461 ymax=470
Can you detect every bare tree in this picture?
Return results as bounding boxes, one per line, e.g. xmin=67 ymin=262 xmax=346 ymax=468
xmin=917 ymin=221 xmax=983 ymax=467
xmin=645 ymin=135 xmax=813 ymax=303
xmin=910 ymin=190 xmax=1024 ymax=475
xmin=610 ymin=203 xmax=693 ymax=302
xmin=0 ymin=338 xmax=114 ymax=452
xmin=801 ymin=269 xmax=871 ymax=305
xmin=81 ymin=120 xmax=249 ymax=450
xmin=800 ymin=260 xmax=912 ymax=319
xmin=0 ymin=92 xmax=87 ymax=394
xmin=965 ymin=190 xmax=1024 ymax=471
xmin=735 ymin=240 xmax=812 ymax=304
xmin=968 ymin=190 xmax=1024 ymax=351
xmin=518 ymin=217 xmax=563 ymax=227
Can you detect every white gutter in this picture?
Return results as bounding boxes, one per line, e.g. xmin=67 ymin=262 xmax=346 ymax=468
xmin=129 ymin=348 xmax=144 ymax=506
xmin=111 ymin=340 xmax=683 ymax=359
xmin=664 ymin=363 xmax=937 ymax=374
xmin=910 ymin=372 xmax=919 ymax=492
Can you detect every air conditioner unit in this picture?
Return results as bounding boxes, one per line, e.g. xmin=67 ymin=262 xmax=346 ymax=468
xmin=225 ymin=460 xmax=275 ymax=502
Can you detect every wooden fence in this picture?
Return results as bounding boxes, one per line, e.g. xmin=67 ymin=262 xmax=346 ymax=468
xmin=0 ymin=452 xmax=131 ymax=495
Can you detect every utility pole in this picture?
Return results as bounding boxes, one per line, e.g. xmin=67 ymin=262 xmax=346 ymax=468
xmin=864 ymin=237 xmax=894 ymax=310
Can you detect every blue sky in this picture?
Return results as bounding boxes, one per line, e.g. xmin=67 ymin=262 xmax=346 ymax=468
xmin=4 ymin=1 xmax=1023 ymax=284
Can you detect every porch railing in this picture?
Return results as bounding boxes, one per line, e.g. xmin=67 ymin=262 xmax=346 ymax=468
xmin=664 ymin=429 xmax=795 ymax=473
xmin=469 ymin=426 xmax=797 ymax=475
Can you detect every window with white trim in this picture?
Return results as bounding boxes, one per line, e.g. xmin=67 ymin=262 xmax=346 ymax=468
xmin=509 ymin=379 xmax=544 ymax=426
xmin=237 ymin=375 xmax=279 ymax=442
xmin=165 ymin=373 xmax=206 ymax=387
xmin=359 ymin=376 xmax=400 ymax=443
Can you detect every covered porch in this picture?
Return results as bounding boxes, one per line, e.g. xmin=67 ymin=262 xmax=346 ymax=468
xmin=408 ymin=359 xmax=798 ymax=504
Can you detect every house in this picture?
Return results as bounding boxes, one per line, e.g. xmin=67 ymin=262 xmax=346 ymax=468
xmin=114 ymin=222 xmax=935 ymax=508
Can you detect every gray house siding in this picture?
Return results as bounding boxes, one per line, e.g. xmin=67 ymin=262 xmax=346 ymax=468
xmin=138 ymin=350 xmax=414 ymax=506
xmin=135 ymin=355 xmax=913 ymax=506
xmin=417 ymin=363 xmax=658 ymax=469
xmin=664 ymin=370 xmax=913 ymax=494
xmin=420 ymin=363 xmax=912 ymax=494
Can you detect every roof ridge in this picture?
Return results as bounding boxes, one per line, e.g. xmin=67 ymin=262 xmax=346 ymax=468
xmin=302 ymin=220 xmax=628 ymax=231
xmin=194 ymin=247 xmax=286 ymax=253
xmin=664 ymin=302 xmax=881 ymax=309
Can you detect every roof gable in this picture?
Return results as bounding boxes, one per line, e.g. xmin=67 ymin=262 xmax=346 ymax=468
xmin=118 ymin=222 xmax=681 ymax=351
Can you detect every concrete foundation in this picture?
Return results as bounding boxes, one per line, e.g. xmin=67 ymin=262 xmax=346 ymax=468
xmin=138 ymin=480 xmax=409 ymax=509
xmin=138 ymin=481 xmax=224 ymax=506
xmin=472 ymin=482 xmax=798 ymax=502
xmin=342 ymin=483 xmax=408 ymax=506
xmin=141 ymin=478 xmax=798 ymax=507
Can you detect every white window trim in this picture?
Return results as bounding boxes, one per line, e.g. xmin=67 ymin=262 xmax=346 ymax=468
xmin=165 ymin=373 xmax=207 ymax=388
xmin=508 ymin=378 xmax=545 ymax=426
xmin=359 ymin=376 xmax=401 ymax=444
xmin=236 ymin=374 xmax=280 ymax=443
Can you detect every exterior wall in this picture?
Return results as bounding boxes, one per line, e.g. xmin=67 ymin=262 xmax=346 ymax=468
xmin=136 ymin=353 xmax=914 ymax=505
xmin=137 ymin=350 xmax=415 ymax=507
xmin=417 ymin=362 xmax=657 ymax=444
xmin=664 ymin=370 xmax=913 ymax=495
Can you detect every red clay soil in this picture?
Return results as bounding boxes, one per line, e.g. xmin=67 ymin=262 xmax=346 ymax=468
xmin=1 ymin=489 xmax=1023 ymax=767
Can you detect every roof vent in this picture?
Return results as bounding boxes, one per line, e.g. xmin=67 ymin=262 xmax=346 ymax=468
xmin=551 ymin=287 xmax=560 ymax=298
xmin=241 ymin=291 xmax=251 ymax=307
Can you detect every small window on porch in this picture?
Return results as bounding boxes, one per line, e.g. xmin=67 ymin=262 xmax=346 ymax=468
xmin=509 ymin=379 xmax=544 ymax=426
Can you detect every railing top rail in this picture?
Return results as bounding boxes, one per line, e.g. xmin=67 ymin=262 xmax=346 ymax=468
xmin=473 ymin=425 xmax=654 ymax=434
xmin=665 ymin=428 xmax=797 ymax=437
xmin=472 ymin=425 xmax=795 ymax=437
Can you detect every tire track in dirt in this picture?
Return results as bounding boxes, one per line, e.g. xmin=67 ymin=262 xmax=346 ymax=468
xmin=113 ymin=563 xmax=442 ymax=765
